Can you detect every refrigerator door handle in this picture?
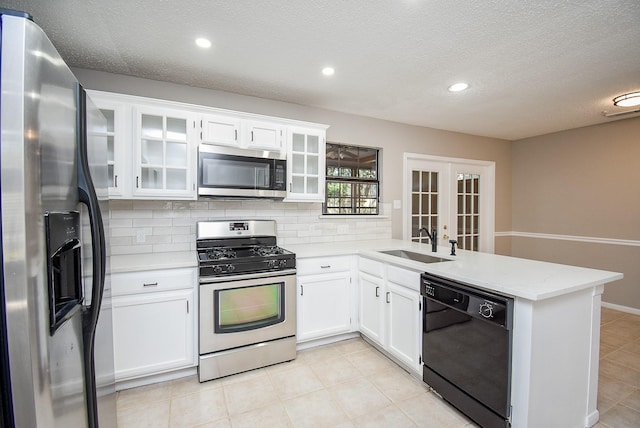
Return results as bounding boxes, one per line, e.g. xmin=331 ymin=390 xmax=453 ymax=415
xmin=76 ymin=83 xmax=105 ymax=428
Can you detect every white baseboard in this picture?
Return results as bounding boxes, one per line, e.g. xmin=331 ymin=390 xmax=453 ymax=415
xmin=601 ymin=301 xmax=640 ymax=316
xmin=585 ymin=409 xmax=599 ymax=427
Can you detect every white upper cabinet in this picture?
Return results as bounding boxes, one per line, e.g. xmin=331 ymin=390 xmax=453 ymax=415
xmin=88 ymin=90 xmax=329 ymax=201
xmin=244 ymin=120 xmax=283 ymax=150
xmin=200 ymin=114 xmax=283 ymax=151
xmin=133 ymin=105 xmax=197 ymax=199
xmin=200 ymin=114 xmax=241 ymax=146
xmin=285 ymin=126 xmax=327 ymax=202
xmin=88 ymin=91 xmax=130 ymax=198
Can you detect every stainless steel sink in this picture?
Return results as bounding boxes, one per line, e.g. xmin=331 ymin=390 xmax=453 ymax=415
xmin=378 ymin=250 xmax=450 ymax=264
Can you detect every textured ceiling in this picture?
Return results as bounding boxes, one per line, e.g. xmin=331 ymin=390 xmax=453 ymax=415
xmin=2 ymin=0 xmax=640 ymax=140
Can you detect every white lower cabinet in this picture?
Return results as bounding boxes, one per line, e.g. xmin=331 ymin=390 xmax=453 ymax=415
xmin=111 ymin=268 xmax=196 ymax=382
xmin=358 ymin=258 xmax=422 ymax=373
xmin=296 ymin=256 xmax=354 ymax=342
xmin=386 ymin=281 xmax=421 ymax=372
xmin=358 ymin=271 xmax=385 ymax=344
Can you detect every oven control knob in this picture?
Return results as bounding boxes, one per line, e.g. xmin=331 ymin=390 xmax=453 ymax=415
xmin=479 ymin=302 xmax=494 ymax=319
xmin=213 ymin=265 xmax=223 ymax=274
xmin=279 ymin=259 xmax=288 ymax=267
xmin=267 ymin=260 xmax=277 ymax=268
xmin=226 ymin=264 xmax=235 ymax=273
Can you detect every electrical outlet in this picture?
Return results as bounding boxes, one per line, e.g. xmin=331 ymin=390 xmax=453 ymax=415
xmin=136 ymin=229 xmax=146 ymax=243
xmin=337 ymin=224 xmax=349 ymax=234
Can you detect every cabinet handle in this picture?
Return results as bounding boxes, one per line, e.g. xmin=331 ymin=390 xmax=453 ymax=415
xmin=375 ymin=286 xmax=379 ymax=297
xmin=143 ymin=282 xmax=158 ymax=287
xmin=136 ymin=176 xmax=139 ymax=188
xmin=114 ymin=175 xmax=118 ymax=188
xmin=235 ymin=129 xmax=238 ymax=141
xmin=320 ymin=265 xmax=331 ymax=269
xmin=386 ymin=291 xmax=390 ymax=303
xmin=251 ymin=131 xmax=254 ymax=141
xmin=300 ymin=285 xmax=304 ymax=296
xmin=186 ymin=301 xmax=189 ymax=314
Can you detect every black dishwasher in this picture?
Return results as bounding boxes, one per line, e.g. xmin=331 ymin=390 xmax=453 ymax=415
xmin=421 ymin=273 xmax=514 ymax=428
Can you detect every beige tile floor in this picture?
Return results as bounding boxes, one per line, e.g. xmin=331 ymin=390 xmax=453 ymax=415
xmin=117 ymin=308 xmax=640 ymax=428
xmin=596 ymin=308 xmax=640 ymax=428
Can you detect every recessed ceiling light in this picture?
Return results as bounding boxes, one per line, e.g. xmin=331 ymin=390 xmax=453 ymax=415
xmin=195 ymin=38 xmax=212 ymax=49
xmin=322 ymin=67 xmax=335 ymax=76
xmin=613 ymin=92 xmax=640 ymax=107
xmin=448 ymin=82 xmax=469 ymax=92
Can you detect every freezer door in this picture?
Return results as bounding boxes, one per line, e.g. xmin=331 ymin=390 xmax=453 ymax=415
xmin=1 ymin=13 xmax=89 ymax=428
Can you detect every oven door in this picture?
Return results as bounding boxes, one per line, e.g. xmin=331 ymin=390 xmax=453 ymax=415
xmin=199 ymin=271 xmax=296 ymax=354
xmin=198 ymin=145 xmax=286 ymax=198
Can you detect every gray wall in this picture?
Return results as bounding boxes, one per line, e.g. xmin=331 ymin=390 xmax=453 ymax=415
xmin=511 ymin=117 xmax=640 ymax=310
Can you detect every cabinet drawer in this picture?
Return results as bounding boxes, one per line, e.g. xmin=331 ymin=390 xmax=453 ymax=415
xmin=297 ymin=256 xmax=351 ymax=275
xmin=111 ymin=267 xmax=196 ymax=296
xmin=358 ymin=257 xmax=384 ymax=278
xmin=387 ymin=265 xmax=421 ymax=292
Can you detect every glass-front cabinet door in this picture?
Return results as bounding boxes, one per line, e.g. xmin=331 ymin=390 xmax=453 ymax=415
xmin=285 ymin=126 xmax=326 ymax=202
xmin=133 ymin=106 xmax=196 ymax=199
xmin=89 ymin=91 xmax=128 ymax=198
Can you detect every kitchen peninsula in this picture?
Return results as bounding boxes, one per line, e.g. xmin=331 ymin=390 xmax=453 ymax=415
xmin=287 ymin=239 xmax=623 ymax=428
xmin=110 ymin=240 xmax=622 ymax=428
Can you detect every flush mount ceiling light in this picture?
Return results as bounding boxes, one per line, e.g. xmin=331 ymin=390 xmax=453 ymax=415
xmin=195 ymin=38 xmax=212 ymax=48
xmin=322 ymin=67 xmax=335 ymax=76
xmin=448 ymin=82 xmax=469 ymax=92
xmin=613 ymin=92 xmax=640 ymax=107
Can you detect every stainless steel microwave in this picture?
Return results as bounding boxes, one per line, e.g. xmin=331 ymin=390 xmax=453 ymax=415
xmin=198 ymin=144 xmax=287 ymax=198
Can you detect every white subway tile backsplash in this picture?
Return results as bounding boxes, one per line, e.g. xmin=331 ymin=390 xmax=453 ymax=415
xmin=108 ymin=199 xmax=392 ymax=255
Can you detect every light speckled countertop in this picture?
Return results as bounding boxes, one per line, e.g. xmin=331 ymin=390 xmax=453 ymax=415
xmin=110 ymin=251 xmax=197 ymax=273
xmin=285 ymin=239 xmax=623 ymax=301
xmin=109 ymin=240 xmax=622 ymax=301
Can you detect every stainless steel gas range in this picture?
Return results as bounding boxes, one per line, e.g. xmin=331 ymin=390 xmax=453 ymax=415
xmin=196 ymin=220 xmax=296 ymax=382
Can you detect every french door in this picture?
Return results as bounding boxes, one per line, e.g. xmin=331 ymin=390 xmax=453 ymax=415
xmin=403 ymin=154 xmax=495 ymax=253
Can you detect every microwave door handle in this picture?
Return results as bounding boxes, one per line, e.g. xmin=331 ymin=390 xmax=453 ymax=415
xmin=76 ymin=84 xmax=106 ymax=428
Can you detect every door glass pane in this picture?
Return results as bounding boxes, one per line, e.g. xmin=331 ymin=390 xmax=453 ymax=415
xmin=141 ymin=167 xmax=163 ymax=189
xmin=292 ymin=133 xmax=305 ymax=152
xmin=141 ymin=139 xmax=163 ymax=165
xmin=107 ymin=136 xmax=114 ymax=163
xmin=292 ymin=176 xmax=304 ymax=193
xmin=166 ymin=168 xmax=187 ymax=190
xmin=166 ymin=142 xmax=187 ymax=167
xmin=100 ymin=109 xmax=115 ymax=133
xmin=457 ymin=173 xmax=480 ymax=251
xmin=306 ymin=154 xmax=318 ymax=175
xmin=292 ymin=153 xmax=305 ymax=174
xmin=307 ymin=135 xmax=319 ymax=154
xmin=411 ymin=169 xmax=439 ymax=243
xmin=166 ymin=117 xmax=187 ymax=141
xmin=307 ymin=177 xmax=318 ymax=194
xmin=141 ymin=114 xmax=163 ymax=139
xmin=412 ymin=171 xmax=420 ymax=192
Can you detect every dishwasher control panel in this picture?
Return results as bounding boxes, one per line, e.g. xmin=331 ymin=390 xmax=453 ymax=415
xmin=420 ymin=273 xmax=513 ymax=328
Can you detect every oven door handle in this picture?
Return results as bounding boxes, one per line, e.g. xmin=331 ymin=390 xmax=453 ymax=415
xmin=198 ymin=269 xmax=297 ymax=284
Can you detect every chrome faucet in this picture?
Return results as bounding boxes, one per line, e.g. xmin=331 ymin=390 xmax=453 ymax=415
xmin=418 ymin=227 xmax=438 ymax=252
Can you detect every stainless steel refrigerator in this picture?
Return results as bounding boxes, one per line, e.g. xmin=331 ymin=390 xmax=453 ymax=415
xmin=0 ymin=9 xmax=116 ymax=427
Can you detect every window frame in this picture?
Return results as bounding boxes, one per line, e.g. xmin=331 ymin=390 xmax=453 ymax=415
xmin=323 ymin=142 xmax=380 ymax=215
